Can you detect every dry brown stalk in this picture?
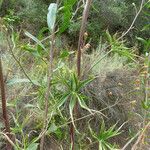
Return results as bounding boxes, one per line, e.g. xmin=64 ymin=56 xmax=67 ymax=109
xmin=69 ymin=0 xmax=93 ymax=150
xmin=0 ymin=57 xmax=12 ymax=150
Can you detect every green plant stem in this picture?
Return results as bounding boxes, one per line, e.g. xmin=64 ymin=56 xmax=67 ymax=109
xmin=40 ymin=1 xmax=59 ymax=149
xmin=39 ymin=30 xmax=54 ymax=150
xmin=39 ymin=30 xmax=55 ymax=150
xmin=0 ymin=57 xmax=12 ymax=150
xmin=6 ymin=34 xmax=36 ymax=86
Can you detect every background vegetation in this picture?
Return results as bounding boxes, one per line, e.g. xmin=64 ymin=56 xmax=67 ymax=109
xmin=0 ymin=0 xmax=150 ymax=150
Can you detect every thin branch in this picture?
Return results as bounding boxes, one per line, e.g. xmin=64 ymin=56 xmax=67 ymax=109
xmin=121 ymin=131 xmax=140 ymax=150
xmin=71 ymin=0 xmax=83 ymax=20
xmin=119 ymin=0 xmax=145 ymax=40
xmin=0 ymin=132 xmax=16 ymax=148
xmin=58 ymin=101 xmax=119 ymax=129
xmin=40 ymin=1 xmax=59 ymax=149
xmin=6 ymin=33 xmax=36 ymax=86
xmin=131 ymin=122 xmax=150 ymax=150
xmin=40 ymin=29 xmax=59 ymax=43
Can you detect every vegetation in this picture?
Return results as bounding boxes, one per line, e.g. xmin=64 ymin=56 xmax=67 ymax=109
xmin=0 ymin=0 xmax=150 ymax=150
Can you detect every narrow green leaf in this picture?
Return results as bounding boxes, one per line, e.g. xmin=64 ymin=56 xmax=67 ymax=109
xmin=21 ymin=44 xmax=41 ymax=57
xmin=26 ymin=143 xmax=39 ymax=150
xmin=56 ymin=93 xmax=70 ymax=108
xmin=77 ymin=94 xmax=92 ymax=114
xmin=59 ymin=0 xmax=77 ymax=33
xmin=136 ymin=37 xmax=147 ymax=45
xmin=59 ymin=50 xmax=75 ymax=59
xmin=69 ymin=97 xmax=79 ymax=133
xmin=78 ymin=77 xmax=95 ymax=91
xmin=106 ymin=30 xmax=113 ymax=44
xmin=47 ymin=123 xmax=58 ymax=133
xmin=99 ymin=120 xmax=105 ymax=136
xmin=24 ymin=104 xmax=36 ymax=108
xmin=141 ymin=24 xmax=150 ymax=31
xmin=25 ymin=31 xmax=46 ymax=51
xmin=88 ymin=123 xmax=98 ymax=140
xmin=72 ymin=73 xmax=78 ymax=91
xmin=7 ymin=78 xmax=41 ymax=86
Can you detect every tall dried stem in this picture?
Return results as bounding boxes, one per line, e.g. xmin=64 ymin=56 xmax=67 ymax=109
xmin=70 ymin=0 xmax=92 ymax=149
xmin=0 ymin=57 xmax=12 ymax=150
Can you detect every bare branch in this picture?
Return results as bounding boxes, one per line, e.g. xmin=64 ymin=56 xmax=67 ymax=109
xmin=119 ymin=0 xmax=145 ymax=40
xmin=131 ymin=122 xmax=150 ymax=150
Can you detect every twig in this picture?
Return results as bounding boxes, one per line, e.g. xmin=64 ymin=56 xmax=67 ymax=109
xmin=131 ymin=122 xmax=150 ymax=150
xmin=6 ymin=33 xmax=36 ymax=86
xmin=0 ymin=132 xmax=16 ymax=148
xmin=58 ymin=101 xmax=118 ymax=129
xmin=40 ymin=29 xmax=59 ymax=43
xmin=121 ymin=131 xmax=140 ymax=150
xmin=71 ymin=0 xmax=83 ymax=21
xmin=119 ymin=0 xmax=145 ymax=40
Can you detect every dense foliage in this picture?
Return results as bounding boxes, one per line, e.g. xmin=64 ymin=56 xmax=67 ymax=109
xmin=1 ymin=0 xmax=150 ymax=51
xmin=0 ymin=0 xmax=150 ymax=150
